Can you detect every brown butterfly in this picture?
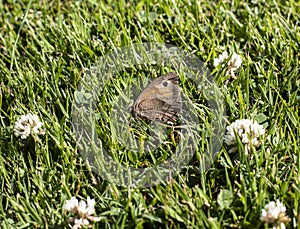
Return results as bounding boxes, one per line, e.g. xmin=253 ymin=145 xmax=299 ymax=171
xmin=131 ymin=72 xmax=182 ymax=124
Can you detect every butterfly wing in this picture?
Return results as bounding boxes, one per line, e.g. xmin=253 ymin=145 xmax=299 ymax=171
xmin=132 ymin=72 xmax=182 ymax=124
xmin=137 ymin=98 xmax=181 ymax=123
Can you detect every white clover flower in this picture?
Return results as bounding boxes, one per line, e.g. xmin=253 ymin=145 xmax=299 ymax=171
xmin=63 ymin=196 xmax=100 ymax=229
xmin=73 ymin=218 xmax=90 ymax=229
xmin=14 ymin=113 xmax=45 ymax=139
xmin=214 ymin=51 xmax=242 ymax=77
xmin=214 ymin=50 xmax=229 ymax=67
xmin=86 ymin=197 xmax=96 ymax=215
xmin=260 ymin=200 xmax=291 ymax=229
xmin=63 ymin=197 xmax=79 ymax=214
xmin=224 ymin=119 xmax=265 ymax=153
xmin=227 ymin=53 xmax=243 ymax=76
xmin=261 ymin=200 xmax=286 ymax=222
xmin=77 ymin=199 xmax=88 ymax=217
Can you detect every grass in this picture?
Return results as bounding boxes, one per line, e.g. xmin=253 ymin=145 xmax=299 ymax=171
xmin=0 ymin=0 xmax=299 ymax=228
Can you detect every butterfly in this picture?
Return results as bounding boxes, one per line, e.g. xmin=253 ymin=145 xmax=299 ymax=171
xmin=131 ymin=72 xmax=182 ymax=124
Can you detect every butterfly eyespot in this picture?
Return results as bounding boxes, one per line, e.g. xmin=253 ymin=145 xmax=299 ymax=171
xmin=162 ymin=81 xmax=168 ymax=87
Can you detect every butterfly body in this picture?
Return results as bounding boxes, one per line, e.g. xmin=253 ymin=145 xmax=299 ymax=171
xmin=132 ymin=72 xmax=181 ymax=124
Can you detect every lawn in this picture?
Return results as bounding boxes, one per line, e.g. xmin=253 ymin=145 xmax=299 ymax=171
xmin=0 ymin=0 xmax=299 ymax=228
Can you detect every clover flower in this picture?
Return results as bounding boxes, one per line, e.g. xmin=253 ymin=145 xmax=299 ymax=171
xmin=213 ymin=50 xmax=229 ymax=67
xmin=63 ymin=197 xmax=79 ymax=214
xmin=14 ymin=113 xmax=45 ymax=139
xmin=214 ymin=51 xmax=242 ymax=77
xmin=63 ymin=196 xmax=100 ymax=229
xmin=224 ymin=119 xmax=265 ymax=153
xmin=260 ymin=199 xmax=291 ymax=229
